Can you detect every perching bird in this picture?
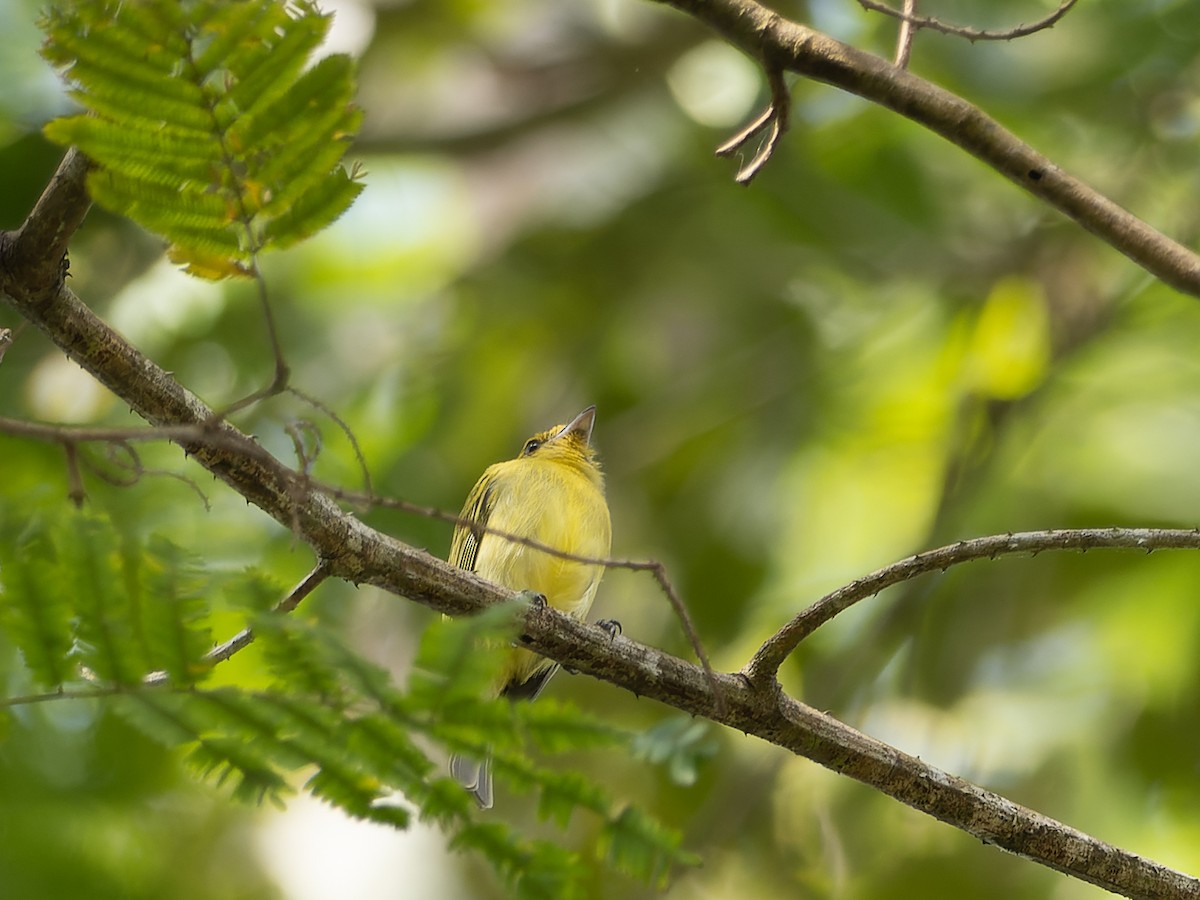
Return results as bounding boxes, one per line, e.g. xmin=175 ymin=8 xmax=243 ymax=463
xmin=447 ymin=405 xmax=612 ymax=809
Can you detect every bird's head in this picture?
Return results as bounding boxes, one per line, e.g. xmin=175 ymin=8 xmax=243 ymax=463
xmin=518 ymin=405 xmax=602 ymax=480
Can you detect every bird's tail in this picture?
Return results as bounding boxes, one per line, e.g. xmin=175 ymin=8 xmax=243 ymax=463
xmin=449 ymin=753 xmax=493 ymax=810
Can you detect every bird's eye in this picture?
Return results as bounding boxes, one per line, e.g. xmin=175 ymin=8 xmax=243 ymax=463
xmin=523 ymin=438 xmax=541 ymax=455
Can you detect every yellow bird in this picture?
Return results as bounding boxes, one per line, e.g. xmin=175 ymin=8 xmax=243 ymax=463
xmin=447 ymin=406 xmax=612 ymax=809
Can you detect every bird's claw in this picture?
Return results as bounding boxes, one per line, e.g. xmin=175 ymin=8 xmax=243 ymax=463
xmin=596 ymin=619 xmax=622 ymax=639
xmin=515 ymin=590 xmax=548 ymax=609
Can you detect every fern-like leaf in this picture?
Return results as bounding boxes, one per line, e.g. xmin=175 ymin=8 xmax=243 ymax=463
xmin=600 ymin=805 xmax=700 ymax=888
xmin=134 ymin=536 xmax=213 ymax=684
xmin=40 ymin=0 xmax=364 ymax=278
xmin=452 ymin=822 xmax=587 ymax=900
xmin=0 ymin=521 xmax=73 ymax=688
xmin=68 ymin=514 xmax=150 ymax=684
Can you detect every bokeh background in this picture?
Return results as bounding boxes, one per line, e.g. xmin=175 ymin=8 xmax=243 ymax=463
xmin=3 ymin=0 xmax=1200 ymax=897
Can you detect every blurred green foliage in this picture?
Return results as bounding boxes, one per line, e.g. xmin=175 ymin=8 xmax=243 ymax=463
xmin=3 ymin=0 xmax=1200 ymax=897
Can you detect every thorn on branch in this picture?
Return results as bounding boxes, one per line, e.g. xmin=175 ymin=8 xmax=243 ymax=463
xmin=716 ymin=66 xmax=790 ymax=185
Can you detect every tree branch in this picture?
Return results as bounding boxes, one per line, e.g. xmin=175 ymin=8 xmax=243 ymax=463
xmin=651 ymin=0 xmax=1200 ymax=298
xmin=744 ymin=527 xmax=1200 ymax=682
xmin=1 ymin=147 xmax=93 ymax=296
xmin=858 ymin=0 xmax=1080 ymax=43
xmin=4 ymin=150 xmax=1198 ymax=899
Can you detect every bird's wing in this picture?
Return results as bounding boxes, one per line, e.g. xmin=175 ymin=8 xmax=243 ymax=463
xmin=449 ymin=478 xmax=495 ymax=573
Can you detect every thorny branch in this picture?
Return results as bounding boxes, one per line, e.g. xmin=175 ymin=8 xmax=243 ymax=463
xmin=745 ymin=528 xmax=1200 ymax=683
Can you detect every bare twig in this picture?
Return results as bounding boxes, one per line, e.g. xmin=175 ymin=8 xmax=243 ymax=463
xmin=286 ymin=419 xmax=322 ymax=477
xmin=0 ymin=416 xmax=262 ymax=509
xmin=63 ymin=442 xmax=85 ymax=508
xmin=744 ymin=527 xmax=1200 ymax=683
xmin=858 ymin=0 xmax=1080 ymax=43
xmin=85 ymin=441 xmax=212 ymax=510
xmin=198 ymin=560 xmax=331 ymax=666
xmin=715 ymin=66 xmax=789 ymax=184
xmin=893 ymin=0 xmax=917 ymax=67
xmin=0 ymin=417 xmax=230 ymax=446
xmin=0 ymin=685 xmax=124 ymax=708
xmin=288 ymin=385 xmax=373 ymax=498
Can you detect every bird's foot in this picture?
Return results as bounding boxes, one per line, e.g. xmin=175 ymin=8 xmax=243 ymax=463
xmin=514 ymin=590 xmax=548 ymax=608
xmin=595 ymin=619 xmax=622 ymax=639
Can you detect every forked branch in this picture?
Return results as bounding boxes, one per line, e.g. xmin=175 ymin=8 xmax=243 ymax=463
xmin=653 ymin=0 xmax=1200 ymax=298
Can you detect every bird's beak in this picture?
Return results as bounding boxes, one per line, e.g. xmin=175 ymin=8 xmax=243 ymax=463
xmin=552 ymin=405 xmax=596 ymax=446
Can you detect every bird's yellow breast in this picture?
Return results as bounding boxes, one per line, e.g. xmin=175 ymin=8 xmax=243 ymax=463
xmin=473 ymin=456 xmax=611 ymax=617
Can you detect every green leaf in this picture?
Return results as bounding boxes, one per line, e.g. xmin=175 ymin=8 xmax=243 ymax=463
xmin=409 ymin=604 xmax=521 ymax=712
xmin=631 ymin=715 xmax=717 ymax=787
xmin=600 ymin=806 xmax=699 ymax=888
xmin=40 ymin=0 xmax=363 ymax=279
xmin=137 ymin=537 xmax=213 ymax=684
xmin=67 ymin=514 xmax=149 ymax=685
xmin=0 ymin=520 xmax=73 ymax=688
xmin=520 ymin=698 xmax=623 ymax=755
xmin=452 ymin=823 xmax=586 ymax=900
xmin=251 ymin=613 xmax=349 ymax=703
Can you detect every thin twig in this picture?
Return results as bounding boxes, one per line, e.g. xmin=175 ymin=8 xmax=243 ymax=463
xmin=63 ymin=442 xmax=85 ymax=507
xmin=203 ymin=560 xmax=331 ymax=664
xmin=744 ymin=527 xmax=1200 ymax=683
xmin=218 ymin=267 xmax=290 ymax=420
xmin=288 ymin=385 xmax=373 ymax=498
xmin=641 ymin=559 xmax=725 ymax=715
xmin=144 ymin=561 xmax=332 ymax=686
xmin=285 ymin=419 xmax=321 ymax=477
xmin=894 ymin=0 xmax=917 ymax=67
xmin=85 ymin=441 xmax=212 ymax=510
xmin=0 ymin=416 xmax=238 ymax=447
xmin=715 ymin=66 xmax=790 ymax=184
xmin=858 ymin=0 xmax=1079 ymax=43
xmin=0 ymin=685 xmax=125 ymax=708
